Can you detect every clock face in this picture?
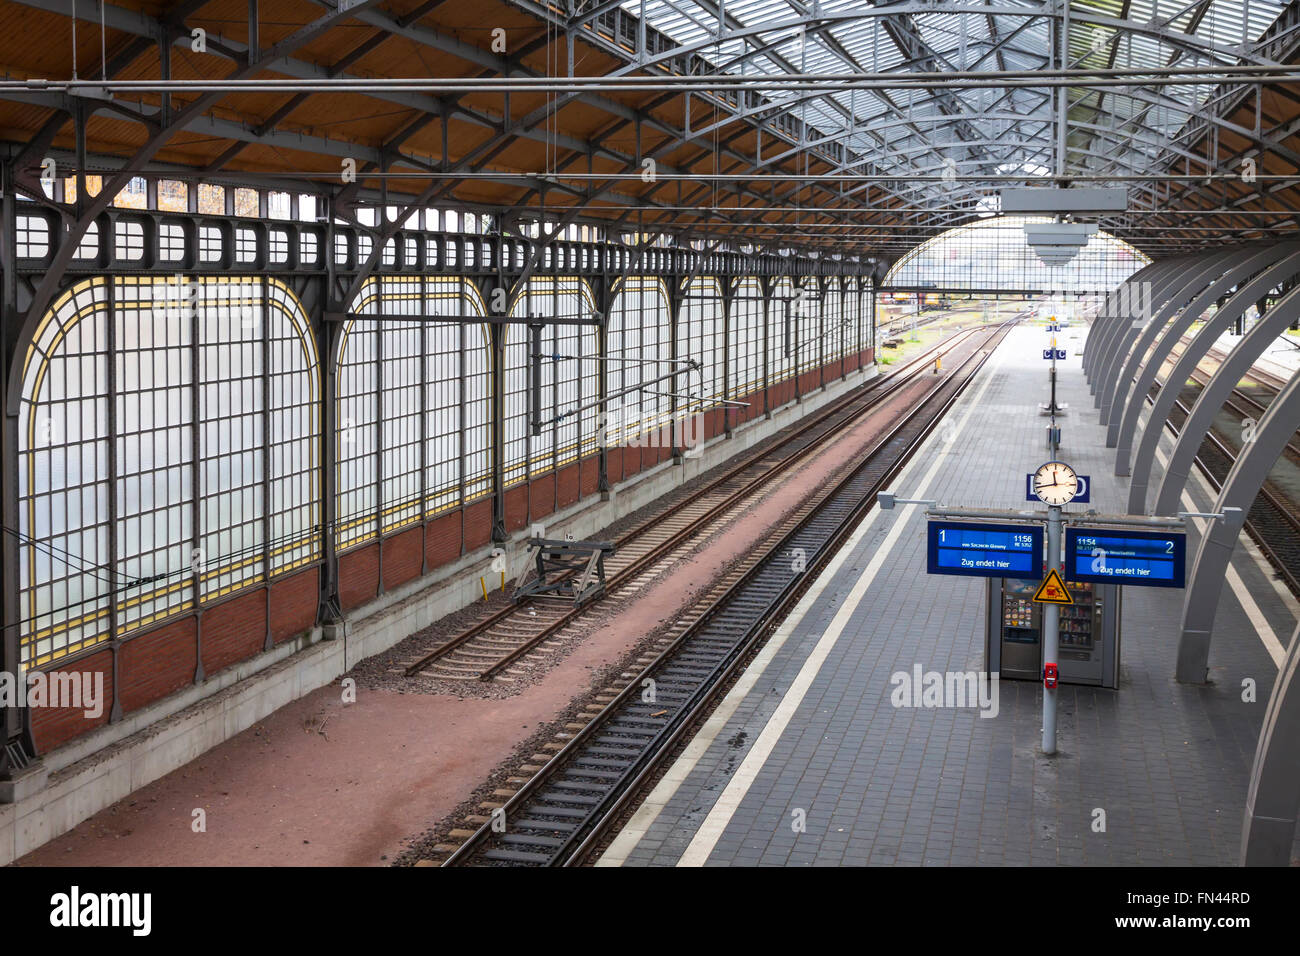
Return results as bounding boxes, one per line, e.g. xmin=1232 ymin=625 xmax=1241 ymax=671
xmin=1033 ymin=460 xmax=1078 ymax=505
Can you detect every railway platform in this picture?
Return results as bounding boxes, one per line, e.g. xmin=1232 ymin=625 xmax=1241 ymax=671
xmin=598 ymin=324 xmax=1300 ymax=867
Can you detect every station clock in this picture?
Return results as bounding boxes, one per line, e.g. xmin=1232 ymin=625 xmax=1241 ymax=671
xmin=1032 ymin=460 xmax=1080 ymax=506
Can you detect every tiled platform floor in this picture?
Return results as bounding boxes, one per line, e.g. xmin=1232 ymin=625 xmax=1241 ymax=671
xmin=599 ymin=324 xmax=1298 ymax=867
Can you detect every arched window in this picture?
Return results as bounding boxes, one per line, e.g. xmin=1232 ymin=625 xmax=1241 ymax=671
xmin=18 ymin=276 xmax=321 ymax=665
xmin=678 ymin=277 xmax=724 ymax=410
xmin=730 ymin=278 xmax=764 ymax=405
xmin=503 ymin=277 xmax=598 ymax=486
xmin=884 ymin=216 xmax=1148 ymax=292
xmin=336 ymin=277 xmax=489 ymax=550
xmin=607 ymin=278 xmax=672 ymax=444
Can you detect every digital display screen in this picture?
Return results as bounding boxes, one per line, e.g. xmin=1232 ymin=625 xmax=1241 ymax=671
xmin=927 ymin=521 xmax=1043 ymax=579
xmin=1065 ymin=528 xmax=1186 ymax=588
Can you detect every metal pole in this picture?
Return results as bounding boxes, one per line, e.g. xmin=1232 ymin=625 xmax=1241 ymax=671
xmin=1043 ymin=503 xmax=1062 ymax=755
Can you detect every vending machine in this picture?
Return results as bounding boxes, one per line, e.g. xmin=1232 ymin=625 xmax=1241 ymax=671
xmin=984 ymin=578 xmax=1122 ymax=688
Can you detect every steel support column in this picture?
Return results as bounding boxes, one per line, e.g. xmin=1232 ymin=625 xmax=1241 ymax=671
xmin=0 ymin=160 xmax=38 ymax=779
xmin=1095 ymin=256 xmax=1210 ymax=426
xmin=1241 ymin=617 xmax=1300 ymax=865
xmin=1085 ymin=259 xmax=1182 ymax=388
xmin=316 ymin=312 xmax=344 ymax=623
xmin=1155 ymin=279 xmax=1300 ymax=516
xmin=1176 ymin=365 xmax=1300 ymax=683
xmin=592 ymin=275 xmax=613 ymax=495
xmin=1105 ymin=245 xmax=1257 ymax=450
xmin=1083 ymin=260 xmax=1164 ymax=379
xmin=721 ymin=280 xmax=734 ymax=437
xmin=1129 ymin=248 xmax=1300 ymax=512
xmin=1113 ymin=243 xmax=1299 ymax=479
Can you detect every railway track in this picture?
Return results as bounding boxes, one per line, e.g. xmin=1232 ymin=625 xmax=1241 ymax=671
xmin=1149 ymin=352 xmax=1300 ymax=597
xmin=400 ymin=320 xmax=1011 ymax=684
xmin=1185 ymin=349 xmax=1300 ymax=464
xmin=433 ymin=319 xmax=1016 ymax=867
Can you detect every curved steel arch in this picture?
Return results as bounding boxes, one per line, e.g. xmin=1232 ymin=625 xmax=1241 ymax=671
xmin=1154 ymin=279 xmax=1300 ymax=516
xmin=1114 ymin=243 xmax=1300 ymax=483
xmin=1083 ymin=261 xmax=1166 ymax=378
xmin=1176 ymin=359 xmax=1300 ymax=683
xmin=1089 ymin=257 xmax=1200 ymax=408
xmin=1095 ymin=256 xmax=1217 ymax=426
xmin=1127 ymin=247 xmax=1300 ymax=513
xmin=1241 ymin=616 xmax=1300 ymax=865
xmin=1106 ymin=245 xmax=1267 ymax=452
xmin=880 ymin=215 xmax=1147 ymax=290
xmin=1084 ymin=259 xmax=1182 ymax=382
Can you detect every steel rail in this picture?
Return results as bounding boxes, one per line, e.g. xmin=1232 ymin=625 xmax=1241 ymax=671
xmin=474 ymin=326 xmax=985 ymax=681
xmin=441 ymin=318 xmax=1016 ymax=866
xmin=1162 ymin=396 xmax=1300 ymax=599
xmin=404 ymin=320 xmax=1000 ymax=679
xmin=557 ymin=325 xmax=1017 ymax=867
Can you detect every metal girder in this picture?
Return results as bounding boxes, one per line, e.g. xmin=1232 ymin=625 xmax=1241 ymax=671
xmin=317 ymin=0 xmax=894 ymax=245
xmin=1093 ymin=256 xmax=1210 ymax=419
xmin=543 ymin=0 xmax=1297 ymax=245
xmin=1125 ymin=245 xmax=1300 ymax=513
xmin=1081 ymin=259 xmax=1163 ymax=374
xmin=1154 ymin=274 xmax=1300 ymax=517
xmin=1176 ymin=356 xmax=1300 ymax=683
xmin=1241 ymin=616 xmax=1300 ymax=865
xmin=535 ymin=1 xmax=1014 ymax=225
xmin=1095 ymin=251 xmax=1236 ymax=429
xmin=1110 ymin=243 xmax=1296 ymax=468
xmin=3 ymin=2 xmax=843 ymax=253
xmin=12 ymin=0 xmax=863 ymax=242
xmin=568 ymin=5 xmax=1282 ymax=73
xmin=10 ymin=0 xmax=390 ymax=369
xmin=1084 ymin=257 xmax=1189 ymax=382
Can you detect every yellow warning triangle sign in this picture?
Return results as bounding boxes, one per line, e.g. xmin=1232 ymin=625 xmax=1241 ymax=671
xmin=1033 ymin=568 xmax=1074 ymax=605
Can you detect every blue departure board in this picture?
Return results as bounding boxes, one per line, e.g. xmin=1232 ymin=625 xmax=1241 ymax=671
xmin=927 ymin=521 xmax=1043 ymax=579
xmin=1065 ymin=528 xmax=1186 ymax=588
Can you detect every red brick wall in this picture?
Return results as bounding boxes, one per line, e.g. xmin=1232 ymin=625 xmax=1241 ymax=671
xmin=734 ymin=388 xmax=762 ymax=425
xmin=706 ymin=408 xmax=724 ymax=439
xmin=339 ymin=544 xmax=380 ymax=610
xmin=621 ymin=444 xmax=641 ymax=481
xmin=557 ymin=463 xmax=580 ymax=509
xmin=426 ymin=510 xmax=463 ymax=570
xmin=463 ymin=499 xmax=492 ymax=550
xmin=581 ymin=456 xmax=600 ymax=496
xmin=200 ymin=590 xmax=266 ymax=674
xmin=382 ymin=527 xmax=424 ymax=591
xmin=530 ymin=473 xmax=556 ymax=520
xmin=270 ymin=571 xmax=318 ymax=644
xmin=29 ymin=649 xmax=112 ymax=752
xmin=770 ymin=378 xmax=794 ymax=409
xmin=504 ymin=485 xmax=528 ymax=532
xmin=117 ymin=617 xmax=196 ymax=714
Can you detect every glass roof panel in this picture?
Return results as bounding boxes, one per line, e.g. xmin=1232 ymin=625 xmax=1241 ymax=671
xmin=600 ymin=0 xmax=1296 ymax=245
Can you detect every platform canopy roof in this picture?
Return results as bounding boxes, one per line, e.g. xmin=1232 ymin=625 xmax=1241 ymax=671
xmin=2 ymin=0 xmax=1300 ymax=261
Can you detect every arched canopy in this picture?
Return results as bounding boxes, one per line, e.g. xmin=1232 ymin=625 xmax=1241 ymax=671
xmin=883 ymin=216 xmax=1149 ymax=293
